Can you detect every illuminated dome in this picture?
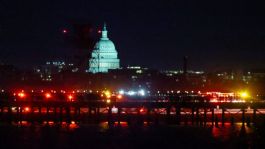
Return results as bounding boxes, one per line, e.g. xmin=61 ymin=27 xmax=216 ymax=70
xmin=88 ymin=23 xmax=120 ymax=73
xmin=94 ymin=40 xmax=116 ymax=52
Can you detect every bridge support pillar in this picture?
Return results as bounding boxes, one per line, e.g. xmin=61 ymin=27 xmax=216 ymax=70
xmin=38 ymin=107 xmax=42 ymax=124
xmin=96 ymin=107 xmax=100 ymax=124
xmin=54 ymin=107 xmax=57 ymax=115
xmin=195 ymin=108 xmax=199 ymax=126
xmin=166 ymin=107 xmax=171 ymax=124
xmin=154 ymin=110 xmax=159 ymax=125
xmin=253 ymin=108 xmax=257 ymax=126
xmin=211 ymin=108 xmax=214 ymax=127
xmin=46 ymin=107 xmax=49 ymax=114
xmin=87 ymin=107 xmax=92 ymax=123
xmin=246 ymin=116 xmax=251 ymax=127
xmin=191 ymin=107 xmax=195 ymax=125
xmin=16 ymin=106 xmax=20 ymax=124
xmin=74 ymin=107 xmax=78 ymax=116
xmin=203 ymin=108 xmax=207 ymax=126
xmin=37 ymin=106 xmax=42 ymax=124
xmin=176 ymin=107 xmax=181 ymax=125
xmin=88 ymin=107 xmax=92 ymax=116
xmin=108 ymin=107 xmax=113 ymax=127
xmin=147 ymin=108 xmax=151 ymax=125
xmin=230 ymin=117 xmax=234 ymax=126
xmin=215 ymin=116 xmax=219 ymax=127
xmin=74 ymin=107 xmax=80 ymax=122
xmin=30 ymin=106 xmax=34 ymax=124
xmin=137 ymin=108 xmax=143 ymax=126
xmin=242 ymin=109 xmax=245 ymax=126
xmin=118 ymin=108 xmax=121 ymax=126
xmin=53 ymin=107 xmax=57 ymax=123
xmin=19 ymin=107 xmax=23 ymax=124
xmin=0 ymin=107 xmax=3 ymax=120
xmin=46 ymin=107 xmax=50 ymax=124
xmin=7 ymin=106 xmax=12 ymax=124
xmin=222 ymin=108 xmax=225 ymax=127
xmin=66 ymin=107 xmax=71 ymax=124
xmin=59 ymin=107 xmax=63 ymax=124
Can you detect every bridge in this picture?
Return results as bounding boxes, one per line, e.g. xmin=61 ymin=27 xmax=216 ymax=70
xmin=0 ymin=99 xmax=265 ymax=127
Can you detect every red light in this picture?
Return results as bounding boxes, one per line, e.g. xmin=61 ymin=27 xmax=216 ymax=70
xmin=62 ymin=29 xmax=68 ymax=34
xmin=140 ymin=108 xmax=144 ymax=113
xmin=45 ymin=93 xmax=52 ymax=99
xmin=98 ymin=30 xmax=101 ymax=33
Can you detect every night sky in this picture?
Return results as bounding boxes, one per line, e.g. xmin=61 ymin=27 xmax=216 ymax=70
xmin=0 ymin=0 xmax=265 ymax=71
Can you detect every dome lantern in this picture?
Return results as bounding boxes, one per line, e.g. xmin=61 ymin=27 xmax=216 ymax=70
xmin=101 ymin=22 xmax=108 ymax=40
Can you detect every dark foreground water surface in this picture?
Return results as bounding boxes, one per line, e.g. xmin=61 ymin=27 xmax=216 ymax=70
xmin=0 ymin=122 xmax=265 ymax=149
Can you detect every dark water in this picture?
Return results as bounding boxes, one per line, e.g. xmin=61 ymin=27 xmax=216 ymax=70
xmin=0 ymin=122 xmax=264 ymax=149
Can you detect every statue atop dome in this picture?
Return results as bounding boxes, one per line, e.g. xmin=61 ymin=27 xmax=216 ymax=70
xmin=101 ymin=22 xmax=109 ymax=40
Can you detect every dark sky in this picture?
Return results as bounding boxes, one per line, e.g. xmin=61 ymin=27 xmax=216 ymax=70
xmin=0 ymin=0 xmax=265 ymax=71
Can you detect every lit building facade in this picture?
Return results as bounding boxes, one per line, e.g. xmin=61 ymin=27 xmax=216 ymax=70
xmin=88 ymin=23 xmax=120 ymax=73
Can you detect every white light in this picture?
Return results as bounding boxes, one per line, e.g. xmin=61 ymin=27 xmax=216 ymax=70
xmin=111 ymin=106 xmax=118 ymax=113
xmin=127 ymin=90 xmax=136 ymax=96
xmin=138 ymin=89 xmax=145 ymax=96
xmin=119 ymin=90 xmax=125 ymax=95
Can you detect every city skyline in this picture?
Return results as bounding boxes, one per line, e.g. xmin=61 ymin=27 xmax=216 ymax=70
xmin=0 ymin=0 xmax=264 ymax=71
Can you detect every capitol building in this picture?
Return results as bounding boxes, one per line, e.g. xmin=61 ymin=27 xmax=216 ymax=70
xmin=88 ymin=23 xmax=120 ymax=73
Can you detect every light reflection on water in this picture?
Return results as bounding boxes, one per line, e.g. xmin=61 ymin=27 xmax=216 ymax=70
xmin=0 ymin=121 xmax=263 ymax=149
xmin=9 ymin=121 xmax=255 ymax=138
xmin=211 ymin=123 xmax=253 ymax=141
xmin=10 ymin=121 xmax=80 ymax=131
xmin=3 ymin=121 xmax=256 ymax=142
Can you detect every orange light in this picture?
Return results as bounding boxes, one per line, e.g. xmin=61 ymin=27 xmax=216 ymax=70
xmin=68 ymin=94 xmax=74 ymax=101
xmin=104 ymin=90 xmax=111 ymax=98
xmin=18 ymin=92 xmax=26 ymax=98
xmin=106 ymin=99 xmax=111 ymax=104
xmin=45 ymin=93 xmax=52 ymax=99
xmin=117 ymin=94 xmax=122 ymax=99
xmin=25 ymin=107 xmax=30 ymax=112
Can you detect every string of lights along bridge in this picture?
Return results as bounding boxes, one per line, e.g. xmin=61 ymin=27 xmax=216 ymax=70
xmin=0 ymin=89 xmax=265 ymax=127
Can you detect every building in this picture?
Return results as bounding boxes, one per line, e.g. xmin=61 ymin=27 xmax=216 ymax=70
xmin=88 ymin=23 xmax=120 ymax=73
xmin=34 ymin=61 xmax=76 ymax=81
